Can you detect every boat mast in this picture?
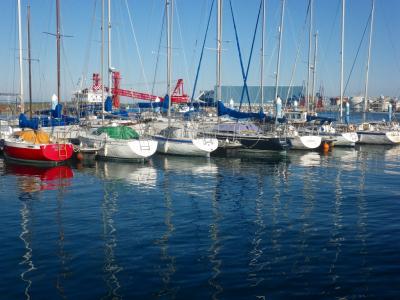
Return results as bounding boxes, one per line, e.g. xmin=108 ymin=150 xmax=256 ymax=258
xmin=216 ymin=0 xmax=222 ymax=102
xmin=17 ymin=0 xmax=24 ymax=113
xmin=101 ymin=0 xmax=105 ymax=123
xmin=306 ymin=0 xmax=313 ymax=113
xmin=27 ymin=4 xmax=32 ymax=118
xmin=339 ymin=0 xmax=345 ymax=121
xmin=311 ymin=31 xmax=318 ymax=113
xmin=274 ymin=0 xmax=285 ymax=101
xmin=107 ymin=0 xmax=112 ymax=95
xmin=56 ymin=0 xmax=61 ymax=105
xmin=166 ymin=0 xmax=173 ymax=126
xmin=260 ymin=0 xmax=265 ymax=107
xmin=363 ymin=0 xmax=375 ymax=122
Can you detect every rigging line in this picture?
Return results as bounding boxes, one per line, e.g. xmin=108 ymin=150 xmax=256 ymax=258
xmin=61 ymin=38 xmax=75 ymax=89
xmin=191 ymin=0 xmax=215 ymax=102
xmin=124 ymin=0 xmax=150 ymax=94
xmin=229 ymin=0 xmax=248 ymax=111
xmin=229 ymin=0 xmax=257 ymax=111
xmin=343 ymin=11 xmax=371 ymax=96
xmin=144 ymin=0 xmax=157 ymax=51
xmin=10 ymin=0 xmax=17 ymax=96
xmin=188 ymin=0 xmax=208 ymax=81
xmin=239 ymin=0 xmax=262 ymax=111
xmin=284 ymin=0 xmax=310 ymax=107
xmin=152 ymin=8 xmax=166 ymax=96
xmin=81 ymin=0 xmax=98 ymax=89
xmin=381 ymin=4 xmax=400 ymax=91
xmin=37 ymin=59 xmax=44 ymax=102
xmin=59 ymin=13 xmax=76 ymax=91
xmin=319 ymin=0 xmax=340 ymax=93
xmin=264 ymin=2 xmax=281 ymax=90
xmin=174 ymin=0 xmax=191 ymax=90
xmin=40 ymin=0 xmax=55 ymax=94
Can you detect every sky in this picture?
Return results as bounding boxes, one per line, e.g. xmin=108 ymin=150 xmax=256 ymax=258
xmin=0 ymin=0 xmax=400 ymax=104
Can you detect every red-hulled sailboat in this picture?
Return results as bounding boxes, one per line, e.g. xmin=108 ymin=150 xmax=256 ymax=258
xmin=4 ymin=130 xmax=74 ymax=165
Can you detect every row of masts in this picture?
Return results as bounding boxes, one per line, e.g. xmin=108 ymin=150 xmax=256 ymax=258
xmin=15 ymin=0 xmax=376 ymax=122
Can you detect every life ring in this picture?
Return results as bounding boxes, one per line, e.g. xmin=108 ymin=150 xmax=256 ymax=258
xmin=348 ymin=124 xmax=355 ymax=131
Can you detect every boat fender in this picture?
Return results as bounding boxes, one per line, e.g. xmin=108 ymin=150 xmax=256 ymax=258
xmin=76 ymin=152 xmax=84 ymax=161
xmin=322 ymin=142 xmax=329 ymax=152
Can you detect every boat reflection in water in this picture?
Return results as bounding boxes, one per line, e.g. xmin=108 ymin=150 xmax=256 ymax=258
xmin=5 ymin=162 xmax=74 ymax=299
xmin=288 ymin=151 xmax=322 ymax=167
xmin=95 ymin=161 xmax=157 ymax=189
xmin=159 ymin=155 xmax=218 ymax=176
xmin=6 ymin=163 xmax=74 ymax=193
xmin=357 ymin=144 xmax=400 ymax=176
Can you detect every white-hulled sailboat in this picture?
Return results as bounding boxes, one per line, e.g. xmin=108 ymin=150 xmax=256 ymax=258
xmin=355 ymin=0 xmax=400 ymax=145
xmin=154 ymin=0 xmax=218 ymax=157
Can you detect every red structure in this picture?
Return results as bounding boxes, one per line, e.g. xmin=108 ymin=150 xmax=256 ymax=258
xmin=92 ymin=73 xmax=102 ymax=91
xmin=110 ymin=71 xmax=189 ymax=108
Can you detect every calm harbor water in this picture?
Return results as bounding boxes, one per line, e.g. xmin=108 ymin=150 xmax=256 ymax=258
xmin=0 ymin=145 xmax=400 ymax=299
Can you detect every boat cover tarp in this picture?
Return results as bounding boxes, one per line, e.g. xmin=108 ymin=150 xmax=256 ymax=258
xmin=19 ymin=114 xmax=39 ymax=129
xmin=95 ymin=126 xmax=139 ymax=140
xmin=138 ymin=102 xmax=162 ymax=108
xmin=213 ymin=122 xmax=261 ymax=134
xmin=17 ymin=130 xmax=50 ymax=144
xmin=105 ymin=96 xmax=113 ymax=112
xmin=217 ymin=100 xmax=286 ymax=123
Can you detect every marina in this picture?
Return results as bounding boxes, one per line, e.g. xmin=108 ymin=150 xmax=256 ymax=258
xmin=1 ymin=0 xmax=400 ymax=298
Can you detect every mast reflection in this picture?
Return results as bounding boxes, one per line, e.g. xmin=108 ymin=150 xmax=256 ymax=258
xmin=209 ymin=173 xmax=223 ymax=300
xmin=329 ymin=154 xmax=344 ymax=293
xmin=101 ymin=176 xmax=122 ymax=299
xmin=154 ymin=163 xmax=176 ymax=298
xmin=247 ymin=173 xmax=266 ymax=288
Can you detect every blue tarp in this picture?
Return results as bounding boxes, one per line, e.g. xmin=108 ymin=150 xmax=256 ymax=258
xmin=19 ymin=104 xmax=79 ymax=129
xmin=105 ymin=96 xmax=113 ymax=112
xmin=217 ymin=100 xmax=286 ymax=123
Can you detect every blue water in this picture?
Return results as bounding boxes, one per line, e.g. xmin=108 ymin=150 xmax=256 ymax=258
xmin=1 ymin=146 xmax=400 ymax=299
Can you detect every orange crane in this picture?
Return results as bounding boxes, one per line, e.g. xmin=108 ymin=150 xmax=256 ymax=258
xmin=109 ymin=71 xmax=189 ymax=108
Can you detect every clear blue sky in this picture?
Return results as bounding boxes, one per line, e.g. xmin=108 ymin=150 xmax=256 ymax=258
xmin=1 ymin=0 xmax=400 ymax=103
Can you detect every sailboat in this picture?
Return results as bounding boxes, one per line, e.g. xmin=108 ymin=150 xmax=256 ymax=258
xmin=3 ymin=1 xmax=74 ymax=165
xmin=205 ymin=0 xmax=291 ymax=152
xmin=154 ymin=0 xmax=218 ymax=157
xmin=356 ymin=0 xmax=400 ymax=145
xmin=77 ymin=0 xmax=158 ymax=160
xmin=315 ymin=0 xmax=358 ymax=147
xmin=273 ymin=0 xmax=321 ymax=150
xmin=79 ymin=125 xmax=157 ymax=160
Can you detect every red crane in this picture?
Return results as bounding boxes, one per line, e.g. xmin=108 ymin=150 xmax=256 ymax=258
xmin=109 ymin=71 xmax=189 ymax=108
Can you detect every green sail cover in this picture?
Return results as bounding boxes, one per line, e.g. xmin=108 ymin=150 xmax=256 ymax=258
xmin=95 ymin=126 xmax=140 ymax=140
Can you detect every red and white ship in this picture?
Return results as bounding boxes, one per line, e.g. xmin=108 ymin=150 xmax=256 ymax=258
xmin=3 ymin=130 xmax=74 ymax=165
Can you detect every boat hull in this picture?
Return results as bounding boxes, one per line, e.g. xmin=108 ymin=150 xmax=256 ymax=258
xmin=79 ymin=133 xmax=158 ymax=160
xmin=3 ymin=141 xmax=74 ymax=165
xmin=212 ymin=132 xmax=290 ymax=151
xmin=155 ymin=136 xmax=218 ymax=157
xmin=357 ymin=131 xmax=400 ymax=145
xmin=320 ymin=132 xmax=358 ymax=147
xmin=289 ymin=135 xmax=322 ymax=150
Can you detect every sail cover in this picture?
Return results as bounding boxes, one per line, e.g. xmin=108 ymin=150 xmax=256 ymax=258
xmin=94 ymin=126 xmax=140 ymax=140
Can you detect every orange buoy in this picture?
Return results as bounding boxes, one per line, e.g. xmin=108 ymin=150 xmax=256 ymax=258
xmin=322 ymin=142 xmax=330 ymax=152
xmin=76 ymin=152 xmax=84 ymax=161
